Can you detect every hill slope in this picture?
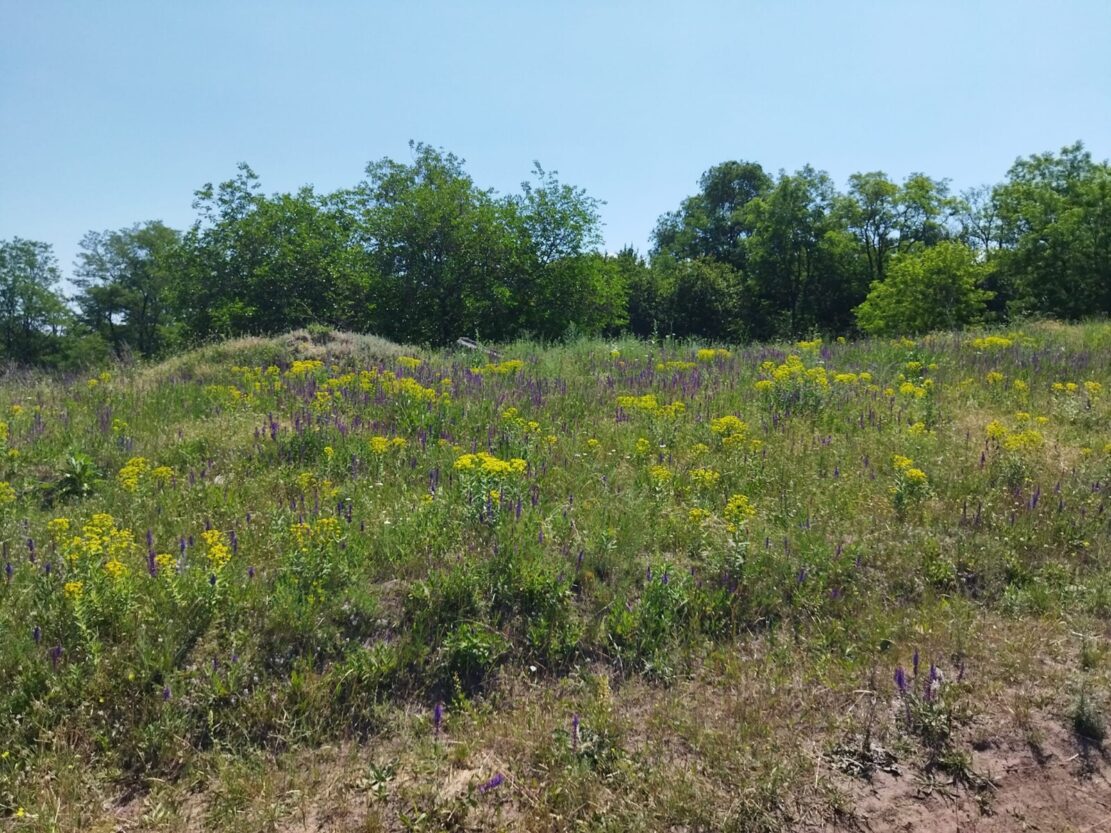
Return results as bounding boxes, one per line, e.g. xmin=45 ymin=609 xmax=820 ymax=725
xmin=2 ymin=323 xmax=1110 ymax=831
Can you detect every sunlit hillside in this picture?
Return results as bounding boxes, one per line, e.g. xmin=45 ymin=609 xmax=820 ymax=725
xmin=2 ymin=322 xmax=1110 ymax=831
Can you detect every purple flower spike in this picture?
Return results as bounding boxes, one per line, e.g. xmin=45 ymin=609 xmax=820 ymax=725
xmin=33 ymin=625 xmax=41 ymax=644
xmin=434 ymin=702 xmax=444 ymax=735
xmin=912 ymin=649 xmax=920 ymax=678
xmin=49 ymin=645 xmax=63 ymax=670
xmin=479 ymin=772 xmax=505 ymax=794
xmin=163 ymin=686 xmax=172 ymax=701
xmin=894 ymin=666 xmax=908 ymax=694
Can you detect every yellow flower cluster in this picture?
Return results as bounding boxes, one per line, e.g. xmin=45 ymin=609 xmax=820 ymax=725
xmin=47 ymin=517 xmax=70 ymax=541
xmin=696 ymin=348 xmax=731 ymax=362
xmin=369 ymin=435 xmax=408 ymax=454
xmin=833 ymin=372 xmax=872 ymax=385
xmin=648 ymin=465 xmax=672 ymax=485
xmin=118 ymin=458 xmax=175 ymax=493
xmin=382 ymin=374 xmax=439 ymax=403
xmin=756 ymin=355 xmax=829 ymax=391
xmin=201 ymin=529 xmax=232 ymax=570
xmin=398 ymin=356 xmax=423 ymax=369
xmin=796 ymin=338 xmax=822 ymax=351
xmin=454 ymin=452 xmax=527 ymax=476
xmin=63 ymin=514 xmax=135 ymax=567
xmin=723 ymin=494 xmax=756 ymax=530
xmin=616 ymin=394 xmax=686 ymax=418
xmin=970 ymin=335 xmax=1013 ymax=350
xmin=985 ymin=371 xmax=1005 ymax=385
xmin=688 ymin=507 xmax=712 ymax=525
xmin=892 ymin=455 xmax=928 ymax=484
xmin=0 ymin=481 xmax=15 ymax=506
xmin=710 ymin=415 xmax=747 ymax=437
xmin=288 ymin=359 xmax=325 ymax=376
xmin=656 ymin=360 xmax=696 ymax=372
xmin=690 ymin=468 xmax=720 ymax=489
xmin=291 ymin=516 xmax=342 ymax=548
xmin=473 ymin=359 xmax=525 ymax=375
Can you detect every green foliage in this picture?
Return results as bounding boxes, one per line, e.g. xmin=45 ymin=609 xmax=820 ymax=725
xmin=74 ymin=222 xmax=181 ymax=359
xmin=0 ymin=238 xmax=71 ymax=365
xmin=855 ymin=241 xmax=993 ymax=336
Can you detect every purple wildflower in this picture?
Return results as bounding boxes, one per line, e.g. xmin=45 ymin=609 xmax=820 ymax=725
xmin=434 ymin=702 xmax=443 ymax=736
xmin=912 ymin=649 xmax=920 ymax=678
xmin=894 ymin=666 xmax=908 ymax=694
xmin=163 ymin=686 xmax=172 ymax=701
xmin=479 ymin=772 xmax=505 ymax=794
xmin=32 ymin=625 xmax=41 ymax=644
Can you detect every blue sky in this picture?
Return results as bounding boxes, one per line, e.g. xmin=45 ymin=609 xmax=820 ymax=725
xmin=2 ymin=1 xmax=1109 ymax=285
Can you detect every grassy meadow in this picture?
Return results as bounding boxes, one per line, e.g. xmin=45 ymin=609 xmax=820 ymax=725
xmin=2 ymin=323 xmax=1110 ymax=831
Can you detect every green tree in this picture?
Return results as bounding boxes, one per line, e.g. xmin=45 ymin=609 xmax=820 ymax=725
xmin=652 ymin=161 xmax=771 ymax=270
xmin=841 ymin=172 xmax=956 ymax=285
xmin=347 ymin=143 xmax=525 ymax=344
xmin=0 ymin=238 xmax=71 ymax=364
xmin=74 ymin=221 xmax=181 ymax=358
xmin=854 ymin=241 xmax=993 ymax=336
xmin=649 ymin=255 xmax=743 ymax=340
xmin=176 ymin=166 xmax=369 ymax=339
xmin=993 ymin=142 xmax=1111 ymax=319
xmin=511 ymin=164 xmax=621 ymax=338
xmin=743 ymin=166 xmax=865 ymax=339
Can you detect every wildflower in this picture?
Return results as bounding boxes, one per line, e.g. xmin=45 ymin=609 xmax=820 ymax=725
xmin=696 ymin=348 xmax=730 ymax=362
xmin=201 ymin=529 xmax=232 ymax=570
xmin=690 ymin=468 xmax=721 ymax=489
xmin=64 ymin=581 xmax=84 ymax=599
xmin=104 ymin=559 xmax=128 ymax=580
xmin=688 ymin=507 xmax=712 ymax=524
xmin=571 ymin=713 xmax=580 ymax=752
xmin=479 ymin=772 xmax=505 ymax=794
xmin=434 ymin=702 xmax=443 ymax=735
xmin=985 ymin=371 xmax=1004 ymax=385
xmin=454 ymin=452 xmax=526 ymax=476
xmin=710 ymin=415 xmax=747 ymax=437
xmin=970 ymin=335 xmax=1012 ymax=350
xmin=723 ymin=494 xmax=756 ymax=529
xmin=0 ymin=481 xmax=16 ymax=505
xmin=904 ymin=468 xmax=928 ymax=484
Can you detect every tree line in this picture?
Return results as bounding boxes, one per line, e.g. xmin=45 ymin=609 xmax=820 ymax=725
xmin=1 ymin=140 xmax=1107 ymax=367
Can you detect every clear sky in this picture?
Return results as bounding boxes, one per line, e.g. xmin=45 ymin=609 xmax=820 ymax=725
xmin=2 ymin=1 xmax=1109 ymax=286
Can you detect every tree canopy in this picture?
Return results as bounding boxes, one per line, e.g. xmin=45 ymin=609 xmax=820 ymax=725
xmin=2 ymin=140 xmax=1108 ymax=367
